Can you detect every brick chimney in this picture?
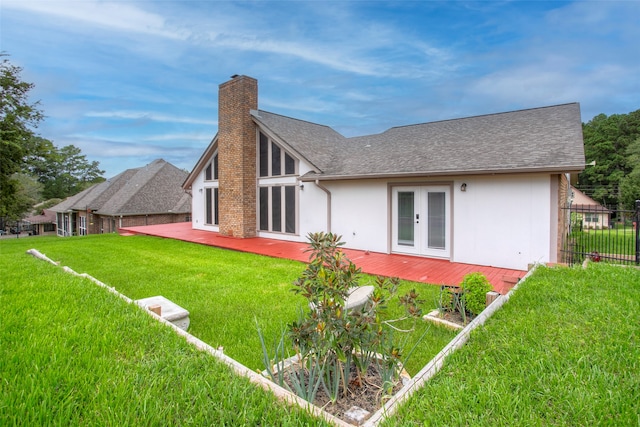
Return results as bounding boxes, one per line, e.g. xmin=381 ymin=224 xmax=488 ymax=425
xmin=217 ymin=75 xmax=258 ymax=238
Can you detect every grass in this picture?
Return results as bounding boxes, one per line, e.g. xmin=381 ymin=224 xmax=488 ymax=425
xmin=2 ymin=234 xmax=639 ymax=424
xmin=568 ymin=226 xmax=637 ymax=263
xmin=0 ymin=234 xmax=455 ymax=375
xmin=383 ymin=263 xmax=640 ymax=426
xmin=0 ymin=244 xmax=328 ymax=425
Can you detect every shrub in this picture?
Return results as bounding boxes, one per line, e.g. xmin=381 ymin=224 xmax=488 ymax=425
xmin=460 ymin=273 xmax=492 ymax=315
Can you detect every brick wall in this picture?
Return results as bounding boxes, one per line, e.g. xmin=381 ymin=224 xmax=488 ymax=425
xmin=119 ymin=214 xmax=189 ymax=228
xmin=87 ymin=213 xmax=189 ymax=233
xmin=217 ymin=75 xmax=258 ymax=238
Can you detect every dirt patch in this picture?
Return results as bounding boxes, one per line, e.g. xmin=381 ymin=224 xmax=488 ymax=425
xmin=282 ymin=362 xmax=406 ymax=423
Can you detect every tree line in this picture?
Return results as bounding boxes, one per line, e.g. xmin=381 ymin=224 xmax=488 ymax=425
xmin=578 ymin=109 xmax=640 ymax=211
xmin=1 ymin=55 xmax=104 ymax=221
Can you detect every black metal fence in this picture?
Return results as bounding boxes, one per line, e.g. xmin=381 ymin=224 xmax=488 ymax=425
xmin=560 ymin=201 xmax=640 ymax=266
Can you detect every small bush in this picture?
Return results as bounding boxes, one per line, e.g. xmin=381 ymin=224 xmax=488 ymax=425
xmin=460 ymin=273 xmax=492 ymax=315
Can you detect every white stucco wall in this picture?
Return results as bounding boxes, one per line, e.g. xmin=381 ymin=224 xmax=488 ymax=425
xmin=320 ymin=180 xmax=390 ymax=253
xmin=307 ymin=174 xmax=554 ymax=271
xmin=452 ymin=174 xmax=552 ymax=270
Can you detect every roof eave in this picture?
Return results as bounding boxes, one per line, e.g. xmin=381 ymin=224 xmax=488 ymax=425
xmin=301 ymin=165 xmax=586 ymax=182
xmin=183 ymin=135 xmax=218 ymax=189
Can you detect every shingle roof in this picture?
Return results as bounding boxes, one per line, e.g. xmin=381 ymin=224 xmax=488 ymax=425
xmin=571 ymin=186 xmax=608 ymax=212
xmin=50 ymin=159 xmax=191 ymax=215
xmin=253 ymin=103 xmax=585 ymax=180
xmin=250 ymin=110 xmax=346 ymax=172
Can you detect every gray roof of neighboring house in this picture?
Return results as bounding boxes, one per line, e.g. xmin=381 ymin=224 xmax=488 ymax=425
xmin=571 ymin=186 xmax=609 ymax=212
xmin=23 ymin=209 xmax=56 ymax=224
xmin=253 ymin=103 xmax=585 ymax=180
xmin=50 ymin=159 xmax=191 ymax=215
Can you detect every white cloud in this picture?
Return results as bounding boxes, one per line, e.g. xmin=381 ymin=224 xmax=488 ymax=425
xmin=85 ymin=111 xmax=216 ymax=126
xmin=2 ymin=0 xmax=189 ymax=40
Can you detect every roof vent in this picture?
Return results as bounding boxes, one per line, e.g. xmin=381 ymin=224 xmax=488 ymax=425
xmin=230 ymin=74 xmax=239 ymax=79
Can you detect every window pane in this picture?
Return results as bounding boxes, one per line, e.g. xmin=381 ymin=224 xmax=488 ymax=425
xmin=205 ymin=188 xmax=212 ymax=224
xmin=205 ymin=163 xmax=212 ymax=181
xmin=285 ymin=153 xmax=295 ymax=175
xmin=214 ymin=188 xmax=219 ymax=225
xmin=272 ymin=143 xmax=281 ymax=176
xmin=259 ymin=187 xmax=269 ymax=231
xmin=398 ymin=191 xmax=414 ymax=246
xmin=213 ymin=153 xmax=219 ymax=180
xmin=259 ymin=133 xmax=269 ymax=177
xmin=271 ymin=186 xmax=282 ymax=232
xmin=285 ymin=186 xmax=296 ymax=233
xmin=428 ymin=192 xmax=446 ymax=249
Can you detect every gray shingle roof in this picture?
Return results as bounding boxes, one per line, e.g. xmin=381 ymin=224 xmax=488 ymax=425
xmin=50 ymin=159 xmax=191 ymax=215
xmin=250 ymin=110 xmax=346 ymax=172
xmin=253 ymin=103 xmax=585 ymax=180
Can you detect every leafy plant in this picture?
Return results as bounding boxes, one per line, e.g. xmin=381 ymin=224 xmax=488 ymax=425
xmin=460 ymin=273 xmax=492 ymax=316
xmin=435 ymin=272 xmax=491 ymax=322
xmin=263 ymin=232 xmax=425 ymax=404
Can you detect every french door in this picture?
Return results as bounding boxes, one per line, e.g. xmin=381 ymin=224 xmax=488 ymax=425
xmin=392 ymin=185 xmax=450 ymax=258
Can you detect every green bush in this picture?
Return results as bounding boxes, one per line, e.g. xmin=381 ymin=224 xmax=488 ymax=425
xmin=460 ymin=273 xmax=492 ymax=315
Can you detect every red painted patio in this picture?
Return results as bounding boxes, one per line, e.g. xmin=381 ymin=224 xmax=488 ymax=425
xmin=119 ymin=222 xmax=525 ymax=294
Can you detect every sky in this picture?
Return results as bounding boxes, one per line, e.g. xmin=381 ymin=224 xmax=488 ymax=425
xmin=1 ymin=1 xmax=639 ymax=178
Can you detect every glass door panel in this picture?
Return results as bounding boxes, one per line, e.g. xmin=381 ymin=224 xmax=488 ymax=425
xmin=427 ymin=192 xmax=445 ymax=249
xmin=397 ymin=191 xmax=415 ymax=246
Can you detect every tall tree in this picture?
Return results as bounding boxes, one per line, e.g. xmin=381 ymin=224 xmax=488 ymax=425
xmin=577 ymin=109 xmax=640 ymax=210
xmin=40 ymin=144 xmax=105 ymax=199
xmin=0 ymin=55 xmax=44 ymax=219
xmin=620 ymin=136 xmax=640 ymax=210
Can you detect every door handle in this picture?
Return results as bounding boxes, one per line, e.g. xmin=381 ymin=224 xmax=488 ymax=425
xmin=416 ymin=213 xmax=419 ymax=223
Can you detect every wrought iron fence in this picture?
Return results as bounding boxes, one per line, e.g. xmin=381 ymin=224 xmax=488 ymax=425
xmin=560 ymin=201 xmax=639 ymax=266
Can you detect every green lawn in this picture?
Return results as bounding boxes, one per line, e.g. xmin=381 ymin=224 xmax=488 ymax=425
xmin=0 ymin=239 xmax=329 ymax=425
xmin=0 ymin=234 xmax=455 ymax=375
xmin=383 ymin=263 xmax=640 ymax=426
xmin=3 ymin=234 xmax=638 ymax=425
xmin=568 ymin=226 xmax=637 ymax=264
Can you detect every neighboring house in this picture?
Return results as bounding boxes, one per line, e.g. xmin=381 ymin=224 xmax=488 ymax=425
xmin=183 ymin=75 xmax=585 ymax=270
xmin=570 ymin=186 xmax=610 ymax=229
xmin=51 ymin=159 xmax=191 ymax=236
xmin=23 ymin=209 xmax=57 ymax=236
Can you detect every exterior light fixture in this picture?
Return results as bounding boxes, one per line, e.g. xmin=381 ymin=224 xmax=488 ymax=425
xmin=460 ymin=183 xmax=467 ymax=192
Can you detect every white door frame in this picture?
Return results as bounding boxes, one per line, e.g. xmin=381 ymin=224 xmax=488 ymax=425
xmin=391 ymin=185 xmax=451 ymax=258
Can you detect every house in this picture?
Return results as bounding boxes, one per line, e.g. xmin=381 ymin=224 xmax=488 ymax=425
xmin=51 ymin=159 xmax=191 ymax=236
xmin=23 ymin=209 xmax=57 ymax=236
xmin=183 ymin=76 xmax=585 ymax=271
xmin=570 ymin=186 xmax=610 ymax=229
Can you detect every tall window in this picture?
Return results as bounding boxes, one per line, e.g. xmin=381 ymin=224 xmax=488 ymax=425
xmin=258 ymin=132 xmax=298 ymax=234
xmin=259 ymin=132 xmax=296 ymax=177
xmin=205 ymin=152 xmax=218 ymax=181
xmin=79 ymin=216 xmax=87 ymax=236
xmin=204 ymin=150 xmax=219 ymax=225
xmin=259 ymin=185 xmax=296 ymax=234
xmin=205 ymin=188 xmax=219 ymax=225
